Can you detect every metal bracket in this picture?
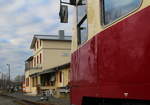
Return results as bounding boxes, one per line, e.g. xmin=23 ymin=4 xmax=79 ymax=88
xmin=60 ymin=0 xmax=71 ymax=5
xmin=60 ymin=0 xmax=77 ymax=6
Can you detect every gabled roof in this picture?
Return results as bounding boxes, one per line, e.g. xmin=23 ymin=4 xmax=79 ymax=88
xmin=30 ymin=35 xmax=71 ymax=49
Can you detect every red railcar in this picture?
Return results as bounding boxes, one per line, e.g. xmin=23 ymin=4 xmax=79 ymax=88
xmin=60 ymin=0 xmax=150 ymax=105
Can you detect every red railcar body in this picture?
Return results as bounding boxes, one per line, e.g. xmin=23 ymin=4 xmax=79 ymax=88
xmin=71 ymin=6 xmax=150 ymax=105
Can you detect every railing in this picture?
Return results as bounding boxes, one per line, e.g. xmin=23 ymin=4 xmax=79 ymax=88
xmin=25 ymin=66 xmax=42 ymax=71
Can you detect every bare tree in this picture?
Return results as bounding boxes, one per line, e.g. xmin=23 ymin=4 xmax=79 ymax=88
xmin=14 ymin=75 xmax=25 ymax=83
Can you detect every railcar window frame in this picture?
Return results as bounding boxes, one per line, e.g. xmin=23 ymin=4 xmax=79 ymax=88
xmin=101 ymin=0 xmax=143 ymax=26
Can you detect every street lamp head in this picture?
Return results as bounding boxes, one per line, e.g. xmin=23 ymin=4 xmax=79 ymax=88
xmin=6 ymin=64 xmax=10 ymax=67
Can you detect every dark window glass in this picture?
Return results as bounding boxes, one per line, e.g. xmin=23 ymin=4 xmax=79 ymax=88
xmin=77 ymin=0 xmax=88 ymax=45
xmin=37 ymin=56 xmax=39 ymax=64
xmin=34 ymin=57 xmax=36 ymax=67
xmin=77 ymin=18 xmax=88 ymax=44
xmin=37 ymin=40 xmax=39 ymax=49
xmin=40 ymin=53 xmax=42 ymax=64
xmin=59 ymin=71 xmax=62 ymax=83
xmin=102 ymin=0 xmax=142 ymax=25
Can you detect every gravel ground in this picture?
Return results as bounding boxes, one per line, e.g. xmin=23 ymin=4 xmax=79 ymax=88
xmin=0 ymin=95 xmax=19 ymax=105
xmin=47 ymin=97 xmax=70 ymax=105
xmin=8 ymin=92 xmax=70 ymax=105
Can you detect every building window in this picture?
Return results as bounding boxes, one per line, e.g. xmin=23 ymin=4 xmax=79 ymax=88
xmin=59 ymin=71 xmax=62 ymax=83
xmin=26 ymin=78 xmax=29 ymax=86
xmin=34 ymin=57 xmax=36 ymax=67
xmin=102 ymin=0 xmax=142 ymax=25
xmin=77 ymin=0 xmax=88 ymax=45
xmin=36 ymin=77 xmax=38 ymax=86
xmin=37 ymin=56 xmax=39 ymax=64
xmin=40 ymin=53 xmax=42 ymax=64
xmin=32 ymin=77 xmax=35 ymax=87
xmin=40 ymin=40 xmax=41 ymax=46
xmin=61 ymin=53 xmax=69 ymax=57
xmin=32 ymin=77 xmax=38 ymax=87
xmin=37 ymin=40 xmax=39 ymax=49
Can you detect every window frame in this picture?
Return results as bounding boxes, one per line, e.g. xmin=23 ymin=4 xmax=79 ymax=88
xmin=77 ymin=14 xmax=87 ymax=45
xmin=77 ymin=0 xmax=88 ymax=45
xmin=101 ymin=0 xmax=143 ymax=26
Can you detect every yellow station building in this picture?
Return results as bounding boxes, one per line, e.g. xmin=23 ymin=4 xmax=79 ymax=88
xmin=24 ymin=30 xmax=71 ymax=96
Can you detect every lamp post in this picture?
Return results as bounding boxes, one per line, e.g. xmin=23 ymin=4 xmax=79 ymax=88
xmin=0 ymin=72 xmax=2 ymax=89
xmin=6 ymin=64 xmax=10 ymax=83
xmin=0 ymin=68 xmax=4 ymax=89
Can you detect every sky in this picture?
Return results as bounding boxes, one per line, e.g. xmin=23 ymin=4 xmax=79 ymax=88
xmin=0 ymin=0 xmax=74 ymax=79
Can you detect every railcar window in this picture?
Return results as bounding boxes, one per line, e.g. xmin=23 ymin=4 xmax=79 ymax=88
xmin=102 ymin=0 xmax=142 ymax=25
xmin=77 ymin=0 xmax=88 ymax=45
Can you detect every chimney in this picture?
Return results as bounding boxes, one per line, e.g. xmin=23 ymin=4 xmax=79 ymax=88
xmin=59 ymin=30 xmax=64 ymax=39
